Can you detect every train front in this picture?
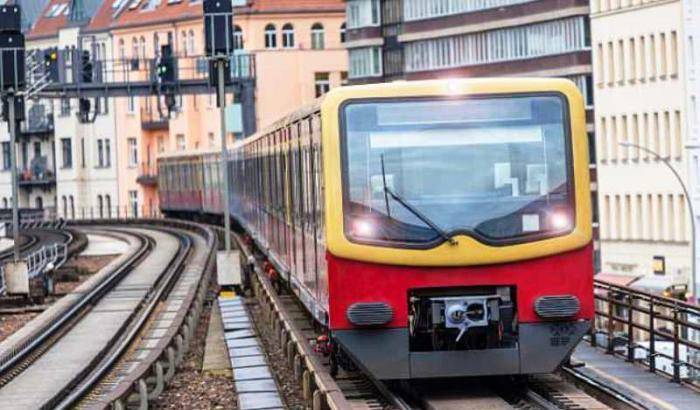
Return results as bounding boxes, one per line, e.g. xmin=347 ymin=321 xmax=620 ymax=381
xmin=321 ymin=79 xmax=593 ymax=380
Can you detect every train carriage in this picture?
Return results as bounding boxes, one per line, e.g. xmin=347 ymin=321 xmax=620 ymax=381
xmin=158 ymin=153 xmax=205 ymax=213
xmin=202 ymin=150 xmax=224 ymax=215
xmin=162 ymin=78 xmax=594 ymax=380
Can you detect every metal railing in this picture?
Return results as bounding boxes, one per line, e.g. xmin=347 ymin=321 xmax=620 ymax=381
xmin=590 ymin=279 xmax=700 ymax=389
xmin=25 ymin=242 xmax=68 ymax=279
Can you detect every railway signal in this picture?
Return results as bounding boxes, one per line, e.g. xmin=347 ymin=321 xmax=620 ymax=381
xmin=80 ymin=50 xmax=92 ymax=83
xmin=44 ymin=48 xmax=59 ymax=82
xmin=157 ymin=44 xmax=175 ymax=84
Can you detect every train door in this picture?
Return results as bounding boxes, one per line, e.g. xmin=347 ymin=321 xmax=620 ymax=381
xmin=311 ymin=113 xmax=327 ymax=306
xmin=300 ymin=118 xmax=317 ymax=296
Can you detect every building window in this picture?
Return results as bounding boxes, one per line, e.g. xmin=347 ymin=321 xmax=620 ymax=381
xmin=97 ymin=139 xmax=104 ymax=167
xmin=404 ymin=17 xmax=590 ymax=73
xmin=311 ymin=23 xmax=325 ymax=50
xmin=118 ymin=38 xmax=125 ymax=61
xmin=315 ymin=72 xmax=330 ymax=97
xmin=282 ymin=23 xmax=295 ymax=48
xmin=35 ymin=196 xmax=42 ymax=210
xmin=81 ymin=138 xmax=86 ymax=168
xmin=233 ymin=25 xmax=243 ymax=50
xmin=154 ymin=32 xmax=160 ymax=57
xmin=347 ymin=0 xmax=381 ymax=29
xmin=129 ymin=190 xmax=138 ymax=217
xmin=1 ymin=142 xmax=9 ymax=170
xmin=208 ymin=132 xmax=215 ymax=148
xmin=349 ymin=46 xmax=382 ymax=78
xmin=131 ymin=37 xmax=139 ymax=70
xmin=97 ymin=195 xmax=103 ymax=218
xmin=60 ymin=97 xmax=70 ymax=116
xmin=106 ymin=194 xmax=112 ymax=218
xmin=176 ymin=134 xmax=186 ymax=151
xmin=403 ymin=0 xmax=531 ymax=21
xmin=264 ymin=24 xmax=277 ymax=49
xmin=128 ymin=137 xmax=138 ymax=167
xmin=340 ymin=23 xmax=346 ymax=43
xmin=158 ymin=135 xmax=165 ymax=153
xmin=70 ymin=195 xmax=75 ymax=219
xmin=188 ymin=29 xmax=196 ymax=55
xmin=61 ymin=138 xmax=72 ymax=168
xmin=105 ymin=139 xmax=111 ymax=167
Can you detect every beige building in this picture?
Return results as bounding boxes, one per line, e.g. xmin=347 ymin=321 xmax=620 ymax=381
xmin=592 ymin=0 xmax=692 ymax=292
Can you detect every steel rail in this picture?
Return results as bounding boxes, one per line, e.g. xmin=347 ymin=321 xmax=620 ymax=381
xmin=57 ymin=218 xmax=218 ymax=409
xmin=49 ymin=226 xmax=194 ymax=409
xmin=0 ymin=229 xmax=152 ymax=380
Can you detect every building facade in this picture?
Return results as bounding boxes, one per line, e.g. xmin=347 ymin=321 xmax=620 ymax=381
xmin=108 ymin=0 xmax=347 ymax=216
xmin=591 ymin=0 xmax=693 ymax=292
xmin=683 ymin=1 xmax=700 ymax=298
xmin=0 ymin=0 xmax=347 ymax=220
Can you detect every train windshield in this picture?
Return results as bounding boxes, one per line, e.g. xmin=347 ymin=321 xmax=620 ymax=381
xmin=341 ymin=94 xmax=574 ymax=246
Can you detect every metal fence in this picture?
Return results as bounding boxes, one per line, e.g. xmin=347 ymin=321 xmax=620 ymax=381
xmin=590 ymin=279 xmax=700 ymax=389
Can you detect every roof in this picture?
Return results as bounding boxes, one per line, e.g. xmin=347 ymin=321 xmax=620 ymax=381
xmin=111 ymin=0 xmax=344 ymax=31
xmin=27 ymin=0 xmax=103 ymax=39
xmin=245 ymin=0 xmax=345 ymax=13
xmin=27 ymin=0 xmax=69 ymax=39
xmin=16 ymin=0 xmax=52 ymax=32
xmin=111 ymin=0 xmax=201 ymax=30
xmin=26 ymin=0 xmax=346 ymax=38
xmin=83 ymin=0 xmax=116 ymax=32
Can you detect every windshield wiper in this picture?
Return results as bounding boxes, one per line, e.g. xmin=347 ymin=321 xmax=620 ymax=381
xmin=380 ymin=154 xmax=458 ymax=246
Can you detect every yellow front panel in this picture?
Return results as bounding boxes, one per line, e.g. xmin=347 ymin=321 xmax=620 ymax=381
xmin=320 ymin=78 xmax=591 ymax=267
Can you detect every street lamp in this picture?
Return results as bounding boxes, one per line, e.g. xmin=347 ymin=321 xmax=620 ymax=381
xmin=619 ymin=141 xmax=697 ymax=303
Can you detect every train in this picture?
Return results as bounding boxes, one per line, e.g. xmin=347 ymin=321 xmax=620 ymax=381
xmin=158 ymin=78 xmax=594 ymax=380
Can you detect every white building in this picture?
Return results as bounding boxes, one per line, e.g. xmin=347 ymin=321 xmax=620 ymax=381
xmin=683 ymin=0 xmax=700 ymax=299
xmin=591 ymin=0 xmax=692 ymax=295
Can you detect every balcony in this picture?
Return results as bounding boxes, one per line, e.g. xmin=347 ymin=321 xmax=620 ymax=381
xmin=21 ymin=106 xmax=54 ymax=139
xmin=136 ymin=162 xmax=158 ymax=187
xmin=140 ymin=107 xmax=169 ymax=131
xmin=19 ymin=168 xmax=56 ymax=190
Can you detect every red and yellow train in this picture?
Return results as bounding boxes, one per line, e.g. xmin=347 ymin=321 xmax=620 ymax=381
xmin=159 ymin=79 xmax=594 ymax=380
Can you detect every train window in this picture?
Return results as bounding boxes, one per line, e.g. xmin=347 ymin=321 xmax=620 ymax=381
xmin=341 ymin=95 xmax=574 ymax=246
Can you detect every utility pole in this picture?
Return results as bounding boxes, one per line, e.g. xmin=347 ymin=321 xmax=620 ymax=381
xmin=0 ymin=4 xmax=29 ymax=295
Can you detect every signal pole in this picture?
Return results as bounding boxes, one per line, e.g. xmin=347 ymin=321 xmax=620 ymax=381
xmin=8 ymin=93 xmax=19 ymax=261
xmin=217 ymin=56 xmax=231 ymax=252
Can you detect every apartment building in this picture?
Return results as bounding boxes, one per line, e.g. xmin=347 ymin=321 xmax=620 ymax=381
xmin=684 ymin=1 xmax=700 ymax=297
xmin=591 ymin=0 xmax=692 ymax=291
xmin=109 ymin=0 xmax=347 ymax=216
xmin=0 ymin=0 xmax=347 ymax=219
xmin=235 ymin=0 xmax=347 ymax=128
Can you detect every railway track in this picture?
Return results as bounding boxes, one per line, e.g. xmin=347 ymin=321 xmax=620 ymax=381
xmin=0 ymin=220 xmax=217 ymax=409
xmin=0 ymin=226 xmax=77 ymax=297
xmin=223 ymin=226 xmax=646 ymax=410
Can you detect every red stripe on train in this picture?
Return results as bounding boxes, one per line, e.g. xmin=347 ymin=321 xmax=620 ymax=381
xmin=326 ymin=244 xmax=594 ymax=330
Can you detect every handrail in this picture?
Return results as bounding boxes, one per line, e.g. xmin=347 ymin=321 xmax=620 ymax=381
xmin=590 ymin=279 xmax=700 ymax=389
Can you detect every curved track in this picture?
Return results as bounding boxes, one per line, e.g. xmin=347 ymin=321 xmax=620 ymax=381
xmin=0 ymin=220 xmax=217 ymax=409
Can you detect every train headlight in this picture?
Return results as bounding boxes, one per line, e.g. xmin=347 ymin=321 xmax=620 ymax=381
xmin=550 ymin=211 xmax=571 ymax=230
xmin=352 ymin=219 xmax=374 ymax=237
